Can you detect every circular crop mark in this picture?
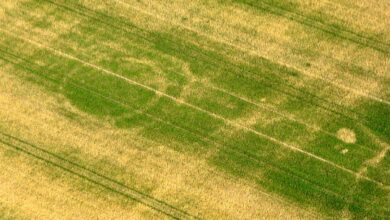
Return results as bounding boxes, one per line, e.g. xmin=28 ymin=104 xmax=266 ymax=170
xmin=336 ymin=128 xmax=356 ymax=144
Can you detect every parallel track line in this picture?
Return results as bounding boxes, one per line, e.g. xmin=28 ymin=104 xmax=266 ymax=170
xmin=0 ymin=28 xmax=384 ymax=187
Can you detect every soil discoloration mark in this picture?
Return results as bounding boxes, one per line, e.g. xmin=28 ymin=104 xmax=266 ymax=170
xmin=337 ymin=128 xmax=357 ymax=144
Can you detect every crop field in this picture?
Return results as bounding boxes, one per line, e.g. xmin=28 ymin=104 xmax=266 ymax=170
xmin=0 ymin=0 xmax=389 ymax=219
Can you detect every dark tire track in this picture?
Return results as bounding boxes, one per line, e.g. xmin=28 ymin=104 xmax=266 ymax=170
xmin=0 ymin=32 xmax=383 ymax=186
xmin=0 ymin=131 xmax=199 ymax=220
xmin=235 ymin=0 xmax=390 ymax=55
xmin=34 ymin=0 xmax=372 ymax=124
xmin=0 ymin=49 xmax=386 ymax=215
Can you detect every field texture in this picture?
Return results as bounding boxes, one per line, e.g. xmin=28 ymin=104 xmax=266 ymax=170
xmin=0 ymin=0 xmax=389 ymax=219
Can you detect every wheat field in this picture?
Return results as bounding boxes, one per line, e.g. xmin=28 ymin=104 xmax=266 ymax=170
xmin=0 ymin=0 xmax=389 ymax=219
